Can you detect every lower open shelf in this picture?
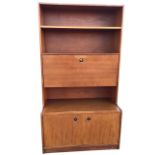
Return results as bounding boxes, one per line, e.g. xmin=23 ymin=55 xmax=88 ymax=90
xmin=42 ymin=98 xmax=121 ymax=113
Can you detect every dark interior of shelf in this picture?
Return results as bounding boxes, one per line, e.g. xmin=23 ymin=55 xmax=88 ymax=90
xmin=43 ymin=98 xmax=120 ymax=113
xmin=42 ymin=29 xmax=121 ymax=53
xmin=41 ymin=5 xmax=122 ymax=27
xmin=45 ymin=87 xmax=117 ymax=100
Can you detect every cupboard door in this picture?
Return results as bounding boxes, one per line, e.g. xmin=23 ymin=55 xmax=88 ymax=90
xmin=83 ymin=112 xmax=121 ymax=146
xmin=42 ymin=54 xmax=119 ymax=87
xmin=42 ymin=113 xmax=84 ymax=149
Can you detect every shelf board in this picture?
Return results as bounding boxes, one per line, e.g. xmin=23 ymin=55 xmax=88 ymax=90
xmin=42 ymin=52 xmax=120 ymax=55
xmin=40 ymin=25 xmax=122 ymax=30
xmin=42 ymin=98 xmax=121 ymax=114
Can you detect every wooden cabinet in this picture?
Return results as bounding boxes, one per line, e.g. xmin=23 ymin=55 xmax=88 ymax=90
xmin=39 ymin=3 xmax=123 ymax=153
xmin=42 ymin=99 xmax=121 ymax=150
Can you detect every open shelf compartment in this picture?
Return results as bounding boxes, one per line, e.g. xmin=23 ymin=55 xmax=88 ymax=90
xmin=41 ymin=29 xmax=121 ymax=54
xmin=44 ymin=87 xmax=117 ymax=99
xmin=42 ymin=98 xmax=121 ymax=113
xmin=40 ymin=4 xmax=123 ymax=27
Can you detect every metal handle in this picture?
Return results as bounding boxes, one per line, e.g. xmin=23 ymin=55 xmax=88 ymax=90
xmin=79 ymin=58 xmax=84 ymax=63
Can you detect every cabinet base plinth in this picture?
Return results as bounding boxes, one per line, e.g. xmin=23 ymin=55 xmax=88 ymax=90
xmin=43 ymin=145 xmax=119 ymax=153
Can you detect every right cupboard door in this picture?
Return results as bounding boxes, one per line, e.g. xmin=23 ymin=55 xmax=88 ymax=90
xmin=82 ymin=112 xmax=121 ymax=146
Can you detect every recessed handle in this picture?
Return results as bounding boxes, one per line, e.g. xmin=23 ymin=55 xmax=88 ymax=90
xmin=87 ymin=117 xmax=91 ymax=121
xmin=79 ymin=58 xmax=84 ymax=63
xmin=73 ymin=117 xmax=78 ymax=122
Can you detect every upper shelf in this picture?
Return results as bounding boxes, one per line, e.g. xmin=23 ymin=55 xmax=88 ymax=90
xmin=40 ymin=5 xmax=123 ymax=27
xmin=40 ymin=25 xmax=122 ymax=30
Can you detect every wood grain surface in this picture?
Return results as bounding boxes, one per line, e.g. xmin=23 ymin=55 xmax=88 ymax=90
xmin=42 ymin=99 xmax=121 ymax=149
xmin=39 ymin=3 xmax=123 ymax=153
xmin=42 ymin=54 xmax=119 ymax=87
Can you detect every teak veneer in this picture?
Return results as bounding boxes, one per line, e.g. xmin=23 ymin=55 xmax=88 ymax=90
xmin=39 ymin=3 xmax=123 ymax=153
xmin=42 ymin=54 xmax=119 ymax=87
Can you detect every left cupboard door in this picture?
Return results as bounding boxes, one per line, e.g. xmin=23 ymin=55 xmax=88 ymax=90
xmin=42 ymin=113 xmax=83 ymax=149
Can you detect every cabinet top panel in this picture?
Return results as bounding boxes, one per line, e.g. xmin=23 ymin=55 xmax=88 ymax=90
xmin=39 ymin=3 xmax=123 ymax=7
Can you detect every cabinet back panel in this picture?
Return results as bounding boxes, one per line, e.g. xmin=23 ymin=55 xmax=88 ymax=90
xmin=43 ymin=29 xmax=120 ymax=53
xmin=41 ymin=5 xmax=122 ymax=27
xmin=45 ymin=87 xmax=116 ymax=99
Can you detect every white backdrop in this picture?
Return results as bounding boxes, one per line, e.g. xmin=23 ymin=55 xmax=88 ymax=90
xmin=0 ymin=0 xmax=155 ymax=155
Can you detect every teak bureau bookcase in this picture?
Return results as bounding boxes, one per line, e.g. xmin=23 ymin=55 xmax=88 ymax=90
xmin=39 ymin=3 xmax=123 ymax=153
